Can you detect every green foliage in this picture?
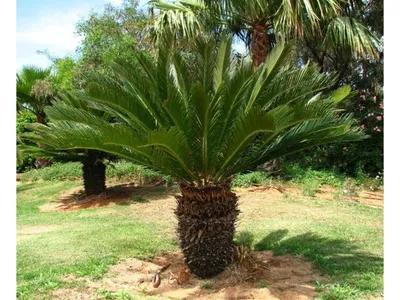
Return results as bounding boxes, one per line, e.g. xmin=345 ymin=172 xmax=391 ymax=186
xmin=19 ymin=162 xmax=82 ymax=181
xmin=234 ymin=231 xmax=255 ymax=248
xmin=282 ymin=163 xmax=346 ymax=188
xmin=107 ymin=161 xmax=174 ymax=185
xmin=16 ymin=66 xmax=54 ymax=122
xmin=74 ymin=0 xmax=150 ymax=87
xmin=50 ymin=56 xmax=77 ymax=91
xmin=17 ymin=111 xmax=36 ymax=134
xmin=291 ymin=1 xmax=384 ymax=179
xmin=17 ymin=112 xmax=37 ymax=172
xmin=232 ymin=171 xmax=269 ymax=187
xmin=301 ymin=179 xmax=319 ymax=197
xmin=152 ymin=0 xmax=379 ymax=65
xmin=32 ymin=36 xmax=365 ymax=186
xmin=19 ymin=161 xmax=174 ymax=185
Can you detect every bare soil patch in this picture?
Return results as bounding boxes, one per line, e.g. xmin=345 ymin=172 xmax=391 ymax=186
xmin=39 ymin=183 xmax=383 ymax=213
xmin=55 ymin=250 xmax=328 ymax=300
xmin=247 ymin=186 xmax=383 ymax=208
xmin=40 ymin=183 xmax=176 ymax=212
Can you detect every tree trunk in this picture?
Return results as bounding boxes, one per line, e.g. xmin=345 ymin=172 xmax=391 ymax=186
xmin=82 ymin=159 xmax=106 ymax=196
xmin=36 ymin=114 xmax=45 ymax=124
xmin=175 ymin=183 xmax=240 ymax=278
xmin=251 ymin=25 xmax=269 ymax=69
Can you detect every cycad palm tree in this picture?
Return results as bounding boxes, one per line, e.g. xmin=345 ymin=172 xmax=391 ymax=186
xmin=28 ymin=36 xmax=366 ymax=277
xmin=150 ymin=0 xmax=379 ymax=68
xmin=19 ymin=93 xmax=113 ymax=195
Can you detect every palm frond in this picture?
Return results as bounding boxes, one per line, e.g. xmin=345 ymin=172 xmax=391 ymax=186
xmin=34 ymin=36 xmax=366 ymax=185
xmin=323 ymin=16 xmax=380 ymax=58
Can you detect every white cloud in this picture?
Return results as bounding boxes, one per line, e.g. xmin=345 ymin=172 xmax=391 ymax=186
xmin=16 ymin=6 xmax=95 ymax=70
xmin=17 ymin=10 xmax=83 ymax=53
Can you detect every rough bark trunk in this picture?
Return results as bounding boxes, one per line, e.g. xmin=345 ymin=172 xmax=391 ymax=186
xmin=175 ymin=183 xmax=240 ymax=278
xmin=251 ymin=25 xmax=269 ymax=69
xmin=82 ymin=159 xmax=106 ymax=196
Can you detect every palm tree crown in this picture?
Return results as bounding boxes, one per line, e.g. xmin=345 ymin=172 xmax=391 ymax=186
xmin=16 ymin=66 xmax=53 ymax=123
xmin=150 ymin=0 xmax=379 ymax=67
xmin=32 ymin=36 xmax=365 ymax=186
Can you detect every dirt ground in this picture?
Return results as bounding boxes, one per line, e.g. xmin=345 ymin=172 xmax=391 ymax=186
xmin=39 ymin=182 xmax=383 ymax=213
xmin=54 ymin=250 xmax=329 ymax=300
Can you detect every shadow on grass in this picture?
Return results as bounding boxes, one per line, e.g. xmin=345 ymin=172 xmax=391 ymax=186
xmin=42 ymin=184 xmax=179 ymax=211
xmin=17 ymin=182 xmax=40 ymax=193
xmin=236 ymin=230 xmax=383 ymax=294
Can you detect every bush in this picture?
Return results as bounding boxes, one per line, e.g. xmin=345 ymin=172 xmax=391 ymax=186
xmin=20 ymin=162 xmax=82 ymax=181
xmin=19 ymin=160 xmax=174 ymax=185
xmin=17 ymin=111 xmax=37 ymax=172
xmin=106 ymin=161 xmax=174 ymax=185
xmin=232 ymin=171 xmax=270 ymax=187
xmin=281 ymin=163 xmax=346 ymax=188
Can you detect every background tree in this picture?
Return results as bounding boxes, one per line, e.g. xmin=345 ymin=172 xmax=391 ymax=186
xmin=16 ymin=66 xmax=54 ymax=124
xmin=19 ymin=93 xmax=115 ymax=195
xmin=31 ymin=36 xmax=366 ymax=277
xmin=16 ymin=66 xmax=56 ymax=168
xmin=284 ymin=0 xmax=384 ymax=177
xmin=74 ymin=0 xmax=151 ymax=88
xmin=150 ymin=0 xmax=378 ymax=68
xmin=50 ymin=56 xmax=77 ymax=91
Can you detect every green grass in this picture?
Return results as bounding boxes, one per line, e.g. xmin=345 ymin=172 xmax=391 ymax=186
xmin=16 ymin=181 xmax=177 ymax=299
xmin=17 ymin=180 xmax=383 ymax=299
xmin=235 ymin=195 xmax=383 ymax=299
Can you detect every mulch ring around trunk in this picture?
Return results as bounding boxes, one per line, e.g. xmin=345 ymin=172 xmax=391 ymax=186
xmin=54 ymin=250 xmax=329 ymax=300
xmin=39 ymin=183 xmax=172 ymax=212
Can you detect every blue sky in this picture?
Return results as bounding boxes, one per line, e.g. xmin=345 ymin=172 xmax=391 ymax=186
xmin=16 ymin=0 xmax=148 ymax=71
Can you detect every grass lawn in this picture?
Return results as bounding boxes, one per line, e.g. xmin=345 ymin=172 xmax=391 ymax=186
xmin=17 ymin=180 xmax=383 ymax=299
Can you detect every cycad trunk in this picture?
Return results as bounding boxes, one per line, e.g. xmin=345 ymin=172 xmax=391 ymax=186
xmin=176 ymin=183 xmax=240 ymax=278
xmin=82 ymin=159 xmax=106 ymax=196
xmin=251 ymin=25 xmax=269 ymax=68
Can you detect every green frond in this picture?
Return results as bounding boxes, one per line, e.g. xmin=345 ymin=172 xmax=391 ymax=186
xmin=150 ymin=0 xmax=206 ymax=42
xmin=36 ymin=37 xmax=366 ymax=185
xmin=323 ymin=16 xmax=380 ymax=58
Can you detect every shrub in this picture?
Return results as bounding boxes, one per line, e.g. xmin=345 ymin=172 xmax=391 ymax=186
xmin=17 ymin=111 xmax=37 ymax=172
xmin=232 ymin=171 xmax=270 ymax=187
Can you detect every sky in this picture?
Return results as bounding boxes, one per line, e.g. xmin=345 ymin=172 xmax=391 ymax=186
xmin=16 ymin=0 xmax=148 ymax=71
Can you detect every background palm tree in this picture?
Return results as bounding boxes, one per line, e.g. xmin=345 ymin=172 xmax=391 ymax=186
xmin=27 ymin=36 xmax=366 ymax=277
xmin=16 ymin=66 xmax=54 ymax=124
xmin=17 ymin=66 xmax=55 ymax=168
xmin=150 ymin=0 xmax=379 ymax=68
xmin=19 ymin=93 xmax=114 ymax=195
